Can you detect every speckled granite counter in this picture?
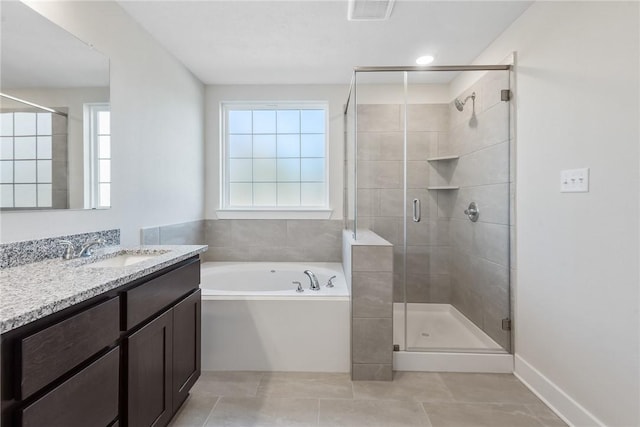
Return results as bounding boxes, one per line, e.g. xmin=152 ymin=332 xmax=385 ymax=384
xmin=0 ymin=245 xmax=208 ymax=334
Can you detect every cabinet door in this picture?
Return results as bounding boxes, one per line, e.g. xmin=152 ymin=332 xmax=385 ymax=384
xmin=172 ymin=289 xmax=201 ymax=411
xmin=127 ymin=309 xmax=173 ymax=427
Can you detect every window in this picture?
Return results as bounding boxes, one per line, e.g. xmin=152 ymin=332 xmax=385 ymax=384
xmin=0 ymin=111 xmax=55 ymax=209
xmin=85 ymin=103 xmax=111 ymax=208
xmin=221 ymin=102 xmax=328 ymax=210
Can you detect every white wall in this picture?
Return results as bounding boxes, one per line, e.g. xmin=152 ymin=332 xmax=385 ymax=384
xmin=0 ymin=1 xmax=205 ymax=245
xmin=464 ymin=2 xmax=639 ymax=426
xmin=205 ymin=84 xmax=347 ymax=219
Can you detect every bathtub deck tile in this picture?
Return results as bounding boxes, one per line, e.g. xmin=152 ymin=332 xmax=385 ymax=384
xmin=257 ymin=372 xmax=354 ymax=399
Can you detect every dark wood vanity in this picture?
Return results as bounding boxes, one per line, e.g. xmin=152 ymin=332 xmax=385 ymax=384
xmin=1 ymin=256 xmax=201 ymax=427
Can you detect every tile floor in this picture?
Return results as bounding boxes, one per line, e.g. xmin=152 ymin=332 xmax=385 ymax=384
xmin=169 ymin=371 xmax=568 ymax=427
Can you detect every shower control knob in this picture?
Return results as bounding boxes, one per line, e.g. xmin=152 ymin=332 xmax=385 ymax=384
xmin=464 ymin=202 xmax=480 ymax=222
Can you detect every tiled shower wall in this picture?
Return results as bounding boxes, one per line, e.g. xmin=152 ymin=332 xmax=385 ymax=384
xmin=142 ymin=219 xmax=342 ymax=262
xmin=356 ymin=104 xmax=451 ymax=303
xmin=437 ymin=71 xmax=512 ymax=349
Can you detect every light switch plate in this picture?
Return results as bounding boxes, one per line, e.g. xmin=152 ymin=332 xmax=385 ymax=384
xmin=560 ymin=168 xmax=589 ymax=192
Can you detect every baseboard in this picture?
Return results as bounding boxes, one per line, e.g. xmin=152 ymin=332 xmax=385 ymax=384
xmin=514 ymin=354 xmax=605 ymax=427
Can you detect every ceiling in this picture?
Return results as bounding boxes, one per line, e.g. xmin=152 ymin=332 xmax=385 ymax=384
xmin=1 ymin=1 xmax=110 ymax=89
xmin=118 ymin=0 xmax=533 ymax=85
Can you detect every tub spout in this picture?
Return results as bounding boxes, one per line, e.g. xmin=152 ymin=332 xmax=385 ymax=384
xmin=304 ymin=270 xmax=321 ymax=291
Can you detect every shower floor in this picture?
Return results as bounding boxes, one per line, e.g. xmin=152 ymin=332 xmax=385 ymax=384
xmin=393 ymin=303 xmax=505 ymax=353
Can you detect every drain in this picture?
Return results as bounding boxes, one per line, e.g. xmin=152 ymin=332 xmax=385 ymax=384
xmin=270 ymin=270 xmax=276 ymax=273
xmin=421 ymin=332 xmax=430 ymax=337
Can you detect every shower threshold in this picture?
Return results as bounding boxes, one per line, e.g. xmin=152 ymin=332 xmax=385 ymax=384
xmin=393 ymin=303 xmax=513 ymax=373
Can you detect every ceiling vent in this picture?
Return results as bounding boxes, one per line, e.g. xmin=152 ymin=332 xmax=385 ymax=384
xmin=348 ymin=0 xmax=396 ymax=21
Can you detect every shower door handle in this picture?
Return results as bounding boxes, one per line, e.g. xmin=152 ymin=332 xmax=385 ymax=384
xmin=412 ymin=199 xmax=421 ymax=222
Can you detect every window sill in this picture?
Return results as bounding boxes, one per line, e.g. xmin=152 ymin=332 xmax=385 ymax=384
xmin=216 ymin=209 xmax=333 ymax=220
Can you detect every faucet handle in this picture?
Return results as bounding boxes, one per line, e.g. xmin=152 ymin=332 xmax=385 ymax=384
xmin=327 ymin=275 xmax=336 ymax=288
xmin=293 ymin=281 xmax=304 ymax=293
xmin=59 ymin=240 xmax=76 ymax=260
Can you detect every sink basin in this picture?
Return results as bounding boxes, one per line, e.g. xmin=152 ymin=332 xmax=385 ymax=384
xmin=84 ymin=252 xmax=164 ymax=268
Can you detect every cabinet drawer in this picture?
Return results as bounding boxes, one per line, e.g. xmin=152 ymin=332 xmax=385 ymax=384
xmin=124 ymin=259 xmax=200 ymax=330
xmin=21 ymin=347 xmax=119 ymax=427
xmin=20 ymin=297 xmax=120 ymax=399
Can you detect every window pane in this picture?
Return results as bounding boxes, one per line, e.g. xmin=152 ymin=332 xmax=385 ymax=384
xmin=14 ymin=113 xmax=36 ymax=136
xmin=99 ymin=159 xmax=111 ymax=182
xmin=37 ymin=184 xmax=52 ymax=207
xmin=229 ymin=110 xmax=252 ymax=133
xmin=277 ymin=183 xmax=300 ymax=206
xmin=0 ymin=113 xmax=13 ymax=137
xmin=0 ymin=161 xmax=13 ymax=183
xmin=229 ymin=159 xmax=252 ymax=182
xmin=301 ymin=134 xmax=325 ymax=157
xmin=253 ymin=110 xmax=276 ymax=134
xmin=253 ymin=134 xmax=276 ymax=158
xmin=37 ymin=136 xmax=52 ymax=159
xmin=253 ymin=183 xmax=276 ymax=206
xmin=14 ymin=137 xmax=36 ymax=159
xmin=0 ymin=138 xmax=13 ymax=160
xmin=301 ymin=109 xmax=325 ymax=133
xmin=99 ymin=136 xmax=110 ymax=158
xmin=228 ymin=134 xmax=252 ymax=158
xmin=99 ymin=183 xmax=111 ymax=207
xmin=276 ymin=135 xmax=300 ymax=157
xmin=301 ymin=158 xmax=324 ymax=182
xmin=14 ymin=161 xmax=36 ymax=182
xmin=277 ymin=159 xmax=300 ymax=182
xmin=301 ymin=183 xmax=325 ymax=206
xmin=277 ymin=110 xmax=300 ymax=133
xmin=98 ymin=111 xmax=110 ymax=134
xmin=37 ymin=160 xmax=52 ymax=182
xmin=37 ymin=113 xmax=52 ymax=135
xmin=0 ymin=184 xmax=13 ymax=207
xmin=14 ymin=184 xmax=36 ymax=207
xmin=229 ymin=183 xmax=252 ymax=206
xmin=253 ymin=159 xmax=276 ymax=182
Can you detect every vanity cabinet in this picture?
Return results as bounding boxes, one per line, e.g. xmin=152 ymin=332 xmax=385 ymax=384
xmin=1 ymin=256 xmax=202 ymax=427
xmin=126 ymin=289 xmax=201 ymax=427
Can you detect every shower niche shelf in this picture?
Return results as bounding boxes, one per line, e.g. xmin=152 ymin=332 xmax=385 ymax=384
xmin=427 ymin=155 xmax=459 ymax=162
xmin=427 ymin=186 xmax=460 ymax=190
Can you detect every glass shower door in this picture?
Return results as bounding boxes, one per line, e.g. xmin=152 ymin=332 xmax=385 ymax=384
xmin=403 ymin=69 xmax=512 ymax=353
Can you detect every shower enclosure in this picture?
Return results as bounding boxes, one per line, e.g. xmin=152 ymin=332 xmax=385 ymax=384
xmin=344 ymin=65 xmax=513 ymax=369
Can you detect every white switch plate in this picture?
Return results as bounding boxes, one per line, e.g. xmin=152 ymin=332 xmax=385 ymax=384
xmin=560 ymin=168 xmax=589 ymax=192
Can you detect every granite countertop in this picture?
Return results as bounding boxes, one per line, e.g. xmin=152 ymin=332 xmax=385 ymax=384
xmin=0 ymin=245 xmax=208 ymax=334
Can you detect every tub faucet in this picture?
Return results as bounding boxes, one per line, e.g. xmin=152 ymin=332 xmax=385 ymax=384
xmin=304 ymin=270 xmax=320 ymax=291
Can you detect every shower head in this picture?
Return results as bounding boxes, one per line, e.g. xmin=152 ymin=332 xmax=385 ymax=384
xmin=454 ymin=92 xmax=476 ymax=112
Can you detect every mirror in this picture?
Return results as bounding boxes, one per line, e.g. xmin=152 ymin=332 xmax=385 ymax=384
xmin=0 ymin=2 xmax=110 ymax=211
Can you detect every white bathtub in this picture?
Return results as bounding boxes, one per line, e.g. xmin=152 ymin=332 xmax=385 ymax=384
xmin=199 ymin=262 xmax=350 ymax=372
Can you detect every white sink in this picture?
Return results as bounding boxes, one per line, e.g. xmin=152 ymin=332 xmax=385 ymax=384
xmin=85 ymin=253 xmax=162 ymax=268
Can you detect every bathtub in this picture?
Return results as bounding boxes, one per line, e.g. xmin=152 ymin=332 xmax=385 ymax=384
xmin=199 ymin=262 xmax=350 ymax=372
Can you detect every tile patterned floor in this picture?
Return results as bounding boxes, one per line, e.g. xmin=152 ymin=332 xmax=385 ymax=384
xmin=169 ymin=371 xmax=568 ymax=427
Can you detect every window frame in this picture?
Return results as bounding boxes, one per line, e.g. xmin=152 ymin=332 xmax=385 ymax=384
xmin=219 ymin=101 xmax=331 ymax=216
xmin=84 ymin=102 xmax=111 ymax=209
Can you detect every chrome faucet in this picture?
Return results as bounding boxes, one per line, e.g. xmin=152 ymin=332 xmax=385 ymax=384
xmin=59 ymin=240 xmax=76 ymax=260
xmin=304 ymin=270 xmax=321 ymax=291
xmin=77 ymin=239 xmax=105 ymax=257
xmin=59 ymin=238 xmax=105 ymax=260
